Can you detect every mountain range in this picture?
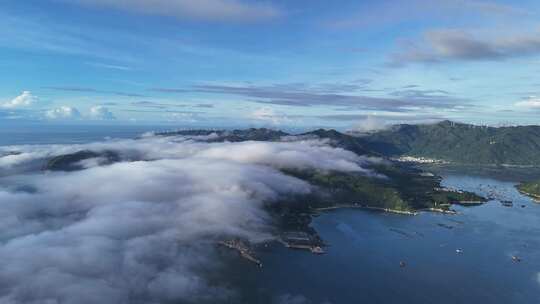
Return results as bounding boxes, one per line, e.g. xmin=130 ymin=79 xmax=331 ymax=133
xmin=361 ymin=120 xmax=540 ymax=166
xmin=45 ymin=123 xmax=504 ymax=217
xmin=155 ymin=121 xmax=540 ymax=166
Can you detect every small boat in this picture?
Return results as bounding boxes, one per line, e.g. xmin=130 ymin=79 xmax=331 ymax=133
xmin=456 ymin=249 xmax=463 ymax=254
xmin=500 ymin=200 xmax=513 ymax=207
xmin=310 ymin=246 xmax=325 ymax=254
xmin=399 ymin=261 xmax=406 ymax=268
xmin=511 ymin=255 xmax=521 ymax=262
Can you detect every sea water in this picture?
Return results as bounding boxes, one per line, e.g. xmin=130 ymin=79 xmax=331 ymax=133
xmin=226 ymin=174 xmax=540 ymax=303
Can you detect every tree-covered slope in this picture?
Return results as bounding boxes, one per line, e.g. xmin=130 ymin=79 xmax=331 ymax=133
xmin=156 ymin=128 xmax=288 ymax=142
xmin=517 ymin=180 xmax=540 ymax=201
xmin=301 ymin=129 xmax=379 ymax=156
xmin=364 ymin=121 xmax=540 ymax=165
xmin=281 ymin=164 xmax=484 ymax=213
xmin=46 ymin=122 xmax=540 ymax=169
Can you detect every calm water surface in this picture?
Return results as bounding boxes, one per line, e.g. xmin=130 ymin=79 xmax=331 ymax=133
xmin=226 ymin=174 xmax=540 ymax=304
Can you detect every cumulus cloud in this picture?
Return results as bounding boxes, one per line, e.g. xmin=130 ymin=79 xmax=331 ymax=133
xmin=71 ymin=0 xmax=281 ymax=22
xmin=350 ymin=116 xmax=390 ymax=134
xmin=89 ymin=106 xmax=116 ymax=120
xmin=45 ymin=106 xmax=82 ymax=120
xmin=515 ymin=96 xmax=540 ymax=110
xmin=391 ymin=29 xmax=540 ymax=66
xmin=0 ymin=135 xmax=372 ymax=303
xmin=2 ymin=91 xmax=37 ymax=109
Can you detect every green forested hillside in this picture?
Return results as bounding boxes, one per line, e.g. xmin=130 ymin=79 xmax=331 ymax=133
xmin=364 ymin=121 xmax=540 ymax=165
xmin=517 ymin=180 xmax=540 ymax=201
xmin=48 ymin=122 xmax=540 ymax=171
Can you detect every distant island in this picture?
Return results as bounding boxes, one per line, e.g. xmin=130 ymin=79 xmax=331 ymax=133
xmin=517 ymin=180 xmax=540 ymax=202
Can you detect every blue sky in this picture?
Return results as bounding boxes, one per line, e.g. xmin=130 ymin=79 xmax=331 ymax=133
xmin=1 ymin=0 xmax=540 ymax=129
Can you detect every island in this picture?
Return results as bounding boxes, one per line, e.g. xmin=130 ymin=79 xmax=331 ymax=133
xmin=516 ymin=180 xmax=540 ymax=202
xmin=41 ymin=127 xmax=488 ymax=263
xmin=44 ymin=150 xmax=120 ymax=171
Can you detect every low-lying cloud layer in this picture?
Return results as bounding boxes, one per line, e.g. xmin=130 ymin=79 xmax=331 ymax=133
xmin=0 ymin=134 xmax=371 ymax=303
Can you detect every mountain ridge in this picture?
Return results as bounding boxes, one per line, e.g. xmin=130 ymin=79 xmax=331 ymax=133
xmin=363 ymin=120 xmax=540 ymax=165
xmin=157 ymin=121 xmax=540 ymax=166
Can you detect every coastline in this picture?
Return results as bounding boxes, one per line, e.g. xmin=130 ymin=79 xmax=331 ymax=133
xmin=312 ymin=202 xmax=484 ymax=216
xmin=313 ymin=204 xmax=418 ymax=216
xmin=517 ymin=189 xmax=540 ymax=202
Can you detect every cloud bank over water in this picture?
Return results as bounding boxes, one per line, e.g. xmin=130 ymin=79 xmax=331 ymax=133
xmin=0 ymin=134 xmax=372 ymax=303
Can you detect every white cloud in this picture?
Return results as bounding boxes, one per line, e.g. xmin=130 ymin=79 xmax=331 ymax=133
xmin=73 ymin=0 xmax=281 ymax=22
xmin=515 ymin=96 xmax=540 ymax=109
xmin=249 ymin=107 xmax=290 ymax=125
xmin=350 ymin=115 xmax=389 ymax=134
xmin=164 ymin=112 xmax=200 ymax=123
xmin=89 ymin=106 xmax=116 ymax=120
xmin=2 ymin=91 xmax=37 ymax=108
xmin=44 ymin=106 xmax=115 ymax=121
xmin=0 ymin=135 xmax=373 ymax=303
xmin=85 ymin=62 xmax=132 ymax=71
xmin=0 ymin=135 xmax=371 ymax=173
xmin=45 ymin=106 xmax=82 ymax=120
xmin=326 ymin=0 xmax=528 ymax=29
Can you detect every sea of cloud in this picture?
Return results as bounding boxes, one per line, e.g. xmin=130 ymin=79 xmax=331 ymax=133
xmin=0 ymin=134 xmax=376 ymax=303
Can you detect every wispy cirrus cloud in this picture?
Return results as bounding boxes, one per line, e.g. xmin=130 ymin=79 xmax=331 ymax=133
xmin=69 ymin=0 xmax=282 ymax=23
xmin=44 ymin=86 xmax=145 ymax=97
xmin=85 ymin=62 xmax=133 ymax=71
xmin=326 ymin=0 xmax=531 ymax=29
xmin=317 ymin=113 xmax=443 ymax=122
xmin=130 ymin=101 xmax=188 ymax=109
xmin=195 ymin=103 xmax=214 ymax=108
xmin=152 ymin=83 xmax=468 ymax=111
